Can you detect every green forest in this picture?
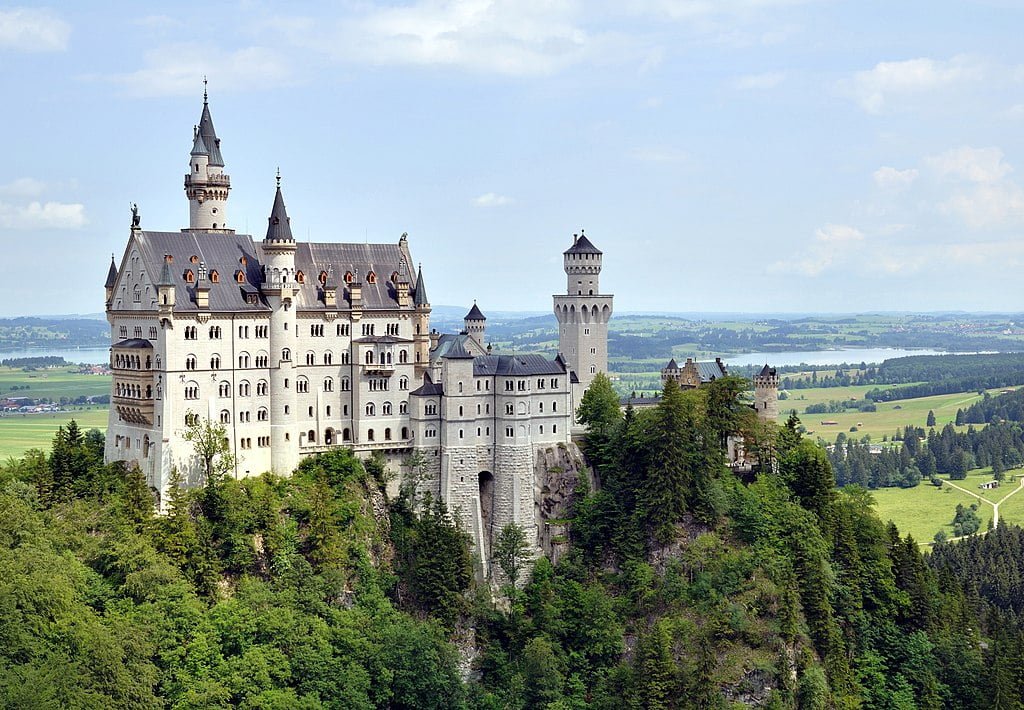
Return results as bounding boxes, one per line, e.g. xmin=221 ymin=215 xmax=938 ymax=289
xmin=2 ymin=377 xmax=1024 ymax=708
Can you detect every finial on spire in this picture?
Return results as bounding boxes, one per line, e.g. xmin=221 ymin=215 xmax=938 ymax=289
xmin=276 ymin=167 xmax=281 ymax=188
xmin=203 ymin=76 xmax=208 ymax=104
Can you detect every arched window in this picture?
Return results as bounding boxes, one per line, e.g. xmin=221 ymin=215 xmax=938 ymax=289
xmin=384 ymin=428 xmax=392 ymax=441
xmin=365 ymin=350 xmax=374 ymax=365
xmin=319 ymin=270 xmax=328 ymax=285
xmin=184 ymin=269 xmax=195 ymax=283
xmin=210 ymin=355 xmax=221 ymax=370
xmin=239 ymin=381 xmax=250 ymax=397
xmin=382 ymin=402 xmax=392 ymax=415
xmin=219 ymin=381 xmax=230 ymax=397
xmin=399 ymin=401 xmax=408 ymax=414
xmin=399 ymin=376 xmax=408 ymax=390
xmin=344 ymin=271 xmax=353 ymax=284
xmin=238 ymin=352 xmax=250 ymax=368
xmin=401 ymin=426 xmax=408 ymax=439
xmin=209 ymin=270 xmax=219 ymax=283
xmin=258 ymin=407 xmax=268 ymax=421
xmin=399 ymin=349 xmax=408 ymax=364
xmin=282 ymin=348 xmax=291 ymax=361
xmin=341 ymin=377 xmax=350 ymax=391
xmin=185 ymin=355 xmax=197 ymax=370
xmin=367 ymin=429 xmax=375 ymax=441
xmin=236 ymin=270 xmax=246 ymax=283
xmin=220 ymin=410 xmax=230 ymax=424
xmin=323 ymin=377 xmax=334 ymax=392
xmin=296 ymin=377 xmax=309 ymax=393
xmin=296 ymin=270 xmax=305 ymax=284
xmin=256 ymin=380 xmax=268 ymax=396
xmin=366 ymin=271 xmax=376 ymax=284
xmin=366 ymin=403 xmax=375 ymax=416
xmin=307 ymin=429 xmax=316 ymax=443
xmin=305 ymin=351 xmax=315 ymax=366
xmin=343 ymin=428 xmax=351 ymax=441
xmin=323 ymin=351 xmax=333 ymax=365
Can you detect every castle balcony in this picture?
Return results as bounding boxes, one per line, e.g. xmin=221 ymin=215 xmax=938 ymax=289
xmin=112 ymin=395 xmax=154 ymax=426
xmin=184 ymin=173 xmax=231 ymax=187
xmin=361 ymin=363 xmax=395 ymax=376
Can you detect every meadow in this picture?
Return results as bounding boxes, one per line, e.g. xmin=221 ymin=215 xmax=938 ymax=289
xmin=871 ymin=467 xmax=1024 ymax=543
xmin=0 ymin=364 xmax=110 ymax=401
xmin=0 ymin=406 xmax=109 ymax=460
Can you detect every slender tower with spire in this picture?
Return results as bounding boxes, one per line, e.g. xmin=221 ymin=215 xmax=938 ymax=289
xmin=261 ymin=174 xmax=299 ymax=474
xmin=184 ymin=82 xmax=231 ymax=231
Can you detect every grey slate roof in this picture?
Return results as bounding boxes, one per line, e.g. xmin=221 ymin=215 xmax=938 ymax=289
xmin=431 ymin=333 xmax=485 ymax=360
xmin=758 ymin=364 xmax=776 ymax=377
xmin=105 ymin=257 xmax=118 ymax=288
xmin=565 ymin=233 xmax=601 ymax=255
xmin=130 ymin=230 xmax=269 ymax=312
xmin=465 ymin=303 xmax=486 ymax=321
xmin=265 ymin=186 xmax=294 ymax=242
xmin=665 ymin=358 xmax=679 ymax=370
xmin=695 ymin=360 xmax=727 ymax=382
xmin=410 ymin=373 xmax=444 ymax=396
xmin=413 ymin=265 xmax=429 ymax=307
xmin=191 ymin=130 xmax=208 ymax=157
xmin=472 ymin=354 xmax=566 ymax=377
xmin=158 ymin=256 xmax=174 ymax=286
xmin=113 ymin=338 xmax=153 ymax=349
xmin=197 ymin=100 xmax=224 ymax=167
xmin=354 ymin=335 xmax=413 ymax=344
xmin=291 ymin=241 xmax=410 ymax=311
xmin=444 ymin=340 xmax=477 ymax=359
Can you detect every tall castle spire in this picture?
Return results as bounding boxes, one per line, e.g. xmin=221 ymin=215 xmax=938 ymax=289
xmin=184 ymin=83 xmax=231 ymax=231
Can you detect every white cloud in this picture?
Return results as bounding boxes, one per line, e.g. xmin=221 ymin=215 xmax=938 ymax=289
xmin=474 ymin=192 xmax=514 ymax=207
xmin=770 ymin=223 xmax=864 ymax=276
xmin=734 ymin=71 xmax=784 ymax=90
xmin=0 ymin=7 xmax=70 ymax=51
xmin=132 ymin=15 xmax=183 ymax=31
xmin=328 ymin=1 xmax=594 ymax=76
xmin=926 ymin=146 xmax=1012 ymax=184
xmin=0 ymin=201 xmax=85 ymax=230
xmin=846 ymin=55 xmax=982 ymax=114
xmin=0 ymin=178 xmax=47 ymax=198
xmin=873 ymin=166 xmax=918 ymax=190
xmin=940 ymin=183 xmax=1024 ymax=229
xmin=106 ymin=44 xmax=291 ymax=97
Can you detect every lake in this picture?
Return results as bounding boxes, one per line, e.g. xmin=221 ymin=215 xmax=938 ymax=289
xmin=724 ymin=348 xmax=949 ymax=368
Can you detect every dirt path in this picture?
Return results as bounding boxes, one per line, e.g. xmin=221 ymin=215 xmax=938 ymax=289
xmin=923 ymin=477 xmax=1024 ymax=545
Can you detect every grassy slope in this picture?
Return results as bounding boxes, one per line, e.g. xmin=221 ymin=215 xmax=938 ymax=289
xmin=0 ymin=365 xmax=110 ymax=400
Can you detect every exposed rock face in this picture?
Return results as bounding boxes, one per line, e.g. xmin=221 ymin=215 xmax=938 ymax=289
xmin=534 ymin=440 xmax=591 ymax=566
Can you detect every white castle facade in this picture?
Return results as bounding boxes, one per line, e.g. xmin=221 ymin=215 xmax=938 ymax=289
xmin=104 ymin=95 xmax=612 ymax=573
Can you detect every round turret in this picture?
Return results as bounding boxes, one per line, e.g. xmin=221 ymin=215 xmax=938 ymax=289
xmin=754 ymin=364 xmax=779 ymax=421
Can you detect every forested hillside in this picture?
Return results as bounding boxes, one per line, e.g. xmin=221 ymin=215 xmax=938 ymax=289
xmin=2 ymin=383 xmax=1024 ymax=707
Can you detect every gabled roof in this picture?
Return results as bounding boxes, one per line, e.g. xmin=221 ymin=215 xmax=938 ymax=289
xmin=413 ymin=264 xmax=429 ymax=306
xmin=565 ymin=233 xmax=601 ymax=255
xmin=197 ymin=99 xmax=224 ymax=166
xmin=128 ymin=230 xmax=269 ymax=312
xmin=465 ymin=303 xmax=486 ymax=321
xmin=264 ymin=186 xmax=293 ymax=242
xmin=431 ymin=332 xmax=486 ymax=360
xmin=444 ymin=340 xmax=477 ymax=359
xmin=104 ymin=256 xmax=118 ymax=288
xmin=695 ymin=360 xmax=727 ymax=382
xmin=758 ymin=364 xmax=776 ymax=377
xmin=290 ymin=241 xmax=411 ymax=311
xmin=665 ymin=358 xmax=679 ymax=370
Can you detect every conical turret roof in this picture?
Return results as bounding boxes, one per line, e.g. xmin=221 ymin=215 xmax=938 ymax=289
xmin=197 ymin=98 xmax=224 ymax=166
xmin=465 ymin=303 xmax=486 ymax=321
xmin=158 ymin=255 xmax=174 ymax=287
xmin=104 ymin=256 xmax=118 ymax=288
xmin=413 ymin=264 xmax=429 ymax=306
xmin=564 ymin=232 xmax=601 ymax=255
xmin=264 ymin=185 xmax=294 ymax=242
xmin=190 ymin=129 xmax=209 ymax=157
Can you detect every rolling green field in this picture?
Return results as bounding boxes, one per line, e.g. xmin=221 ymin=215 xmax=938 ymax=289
xmin=787 ymin=386 xmax=1008 ymax=442
xmin=0 ymin=364 xmax=110 ymax=400
xmin=0 ymin=406 xmax=109 ymax=460
xmin=872 ymin=467 xmax=1024 ymax=543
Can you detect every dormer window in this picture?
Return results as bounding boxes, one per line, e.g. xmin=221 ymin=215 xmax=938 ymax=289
xmin=391 ymin=271 xmax=400 ymax=282
xmin=344 ymin=271 xmax=353 ymax=284
xmin=235 ymin=270 xmax=245 ymax=283
xmin=190 ymin=255 xmax=199 ymax=264
xmin=319 ymin=271 xmax=328 ymax=285
xmin=296 ymin=271 xmax=305 ymax=284
xmin=239 ymin=256 xmax=247 ymax=267
xmin=209 ymin=270 xmax=219 ymax=283
xmin=366 ymin=271 xmax=376 ymax=284
xmin=184 ymin=269 xmax=195 ymax=283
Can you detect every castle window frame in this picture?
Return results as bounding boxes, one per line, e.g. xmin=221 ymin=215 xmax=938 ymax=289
xmin=209 ymin=270 xmax=219 ymax=283
xmin=239 ymin=380 xmax=251 ymax=397
xmin=218 ymin=381 xmax=230 ymax=397
xmin=256 ymin=380 xmax=268 ymax=396
xmin=236 ymin=270 xmax=246 ymax=284
xmin=385 ymin=428 xmax=392 ymax=441
xmin=185 ymin=355 xmax=197 ymax=371
xmin=296 ymin=377 xmax=309 ymax=393
xmin=323 ymin=351 xmax=333 ymax=365
xmin=366 ymin=271 xmax=376 ymax=284
xmin=210 ymin=355 xmax=221 ymax=370
xmin=184 ymin=269 xmax=195 ymax=283
xmin=399 ymin=401 xmax=408 ymax=414
xmin=305 ymin=351 xmax=316 ymax=366
xmin=185 ymin=382 xmax=200 ymax=400
xmin=505 ymin=403 xmax=514 ymax=415
xmin=323 ymin=377 xmax=334 ymax=392
xmin=366 ymin=403 xmax=375 ymax=416
xmin=258 ymin=407 xmax=268 ymax=421
xmin=219 ymin=410 xmax=230 ymax=424
xmin=296 ymin=270 xmax=305 ymax=284
xmin=382 ymin=401 xmax=393 ymax=415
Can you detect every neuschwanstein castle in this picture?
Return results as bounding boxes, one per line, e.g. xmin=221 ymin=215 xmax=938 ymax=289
xmin=103 ymin=93 xmax=614 ymax=573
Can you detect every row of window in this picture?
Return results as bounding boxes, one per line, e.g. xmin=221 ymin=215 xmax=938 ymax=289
xmin=117 ymin=325 xmax=156 ymax=340
xmin=115 ymin=382 xmax=152 ymax=399
xmin=113 ymin=353 xmax=151 ymax=370
xmin=185 ymin=324 xmax=271 ymax=341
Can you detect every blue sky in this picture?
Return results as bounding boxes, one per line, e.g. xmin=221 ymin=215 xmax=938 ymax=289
xmin=1 ymin=1 xmax=1023 ymax=316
